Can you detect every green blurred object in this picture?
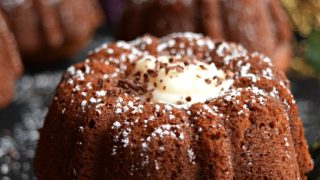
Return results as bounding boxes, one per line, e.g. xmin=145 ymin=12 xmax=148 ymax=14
xmin=305 ymin=30 xmax=320 ymax=75
xmin=281 ymin=0 xmax=320 ymax=36
xmin=282 ymin=0 xmax=320 ymax=78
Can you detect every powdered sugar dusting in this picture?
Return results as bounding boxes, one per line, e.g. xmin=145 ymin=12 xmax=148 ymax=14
xmin=38 ymin=32 xmax=301 ymax=177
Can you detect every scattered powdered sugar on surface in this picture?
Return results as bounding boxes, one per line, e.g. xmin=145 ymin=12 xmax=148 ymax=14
xmin=0 ymin=71 xmax=62 ymax=180
xmin=296 ymin=99 xmax=320 ymax=144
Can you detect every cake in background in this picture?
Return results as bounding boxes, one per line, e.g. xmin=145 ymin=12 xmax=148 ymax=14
xmin=0 ymin=9 xmax=22 ymax=109
xmin=100 ymin=0 xmax=125 ymax=24
xmin=35 ymin=32 xmax=313 ymax=179
xmin=0 ymin=0 xmax=103 ymax=65
xmin=116 ymin=0 xmax=292 ymax=70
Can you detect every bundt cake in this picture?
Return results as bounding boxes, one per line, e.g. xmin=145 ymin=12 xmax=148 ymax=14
xmin=35 ymin=33 xmax=313 ymax=179
xmin=0 ymin=9 xmax=23 ymax=108
xmin=0 ymin=0 xmax=102 ymax=65
xmin=118 ymin=0 xmax=292 ymax=70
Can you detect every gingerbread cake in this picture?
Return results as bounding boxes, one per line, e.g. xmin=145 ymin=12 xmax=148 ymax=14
xmin=118 ymin=0 xmax=292 ymax=70
xmin=0 ymin=10 xmax=22 ymax=108
xmin=0 ymin=0 xmax=102 ymax=65
xmin=35 ymin=33 xmax=313 ymax=179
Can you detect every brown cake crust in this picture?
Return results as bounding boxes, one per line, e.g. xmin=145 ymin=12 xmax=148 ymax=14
xmin=0 ymin=0 xmax=103 ymax=65
xmin=35 ymin=33 xmax=312 ymax=179
xmin=118 ymin=0 xmax=292 ymax=70
xmin=0 ymin=10 xmax=22 ymax=108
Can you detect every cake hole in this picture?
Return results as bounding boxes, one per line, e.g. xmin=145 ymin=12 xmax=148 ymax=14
xmin=171 ymin=171 xmax=178 ymax=179
xmin=259 ymin=123 xmax=265 ymax=128
xmin=269 ymin=122 xmax=275 ymax=129
xmin=89 ymin=120 xmax=95 ymax=128
xmin=240 ymin=142 xmax=245 ymax=148
xmin=79 ymin=66 xmax=86 ymax=72
xmin=211 ymin=133 xmax=221 ymax=141
xmin=221 ymin=169 xmax=229 ymax=175
xmin=247 ymin=102 xmax=254 ymax=109
xmin=249 ymin=117 xmax=255 ymax=125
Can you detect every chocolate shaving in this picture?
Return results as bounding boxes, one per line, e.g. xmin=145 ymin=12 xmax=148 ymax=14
xmin=216 ymin=78 xmax=223 ymax=85
xmin=212 ymin=76 xmax=218 ymax=80
xmin=147 ymin=69 xmax=158 ymax=78
xmin=199 ymin=64 xmax=207 ymax=70
xmin=185 ymin=96 xmax=192 ymax=102
xmin=204 ymin=78 xmax=212 ymax=84
xmin=118 ymin=79 xmax=148 ymax=94
xmin=134 ymin=71 xmax=141 ymax=77
xmin=176 ymin=65 xmax=184 ymax=72
xmin=143 ymin=73 xmax=149 ymax=83
xmin=159 ymin=62 xmax=168 ymax=70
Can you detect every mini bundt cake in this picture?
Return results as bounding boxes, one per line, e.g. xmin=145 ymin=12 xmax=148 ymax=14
xmin=118 ymin=0 xmax=292 ymax=70
xmin=0 ymin=0 xmax=102 ymax=65
xmin=35 ymin=33 xmax=313 ymax=179
xmin=0 ymin=9 xmax=22 ymax=108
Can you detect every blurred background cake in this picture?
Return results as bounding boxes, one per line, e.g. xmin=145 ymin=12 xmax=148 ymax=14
xmin=0 ymin=0 xmax=103 ymax=65
xmin=0 ymin=10 xmax=22 ymax=109
xmin=116 ymin=0 xmax=292 ymax=70
xmin=0 ymin=0 xmax=102 ymax=108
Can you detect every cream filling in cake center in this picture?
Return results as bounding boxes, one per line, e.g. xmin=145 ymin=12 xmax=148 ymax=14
xmin=133 ymin=56 xmax=234 ymax=105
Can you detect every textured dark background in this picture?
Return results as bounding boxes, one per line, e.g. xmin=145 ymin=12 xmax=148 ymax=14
xmin=0 ymin=26 xmax=319 ymax=179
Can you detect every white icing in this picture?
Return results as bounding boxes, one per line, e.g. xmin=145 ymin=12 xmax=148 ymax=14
xmin=133 ymin=56 xmax=234 ymax=105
